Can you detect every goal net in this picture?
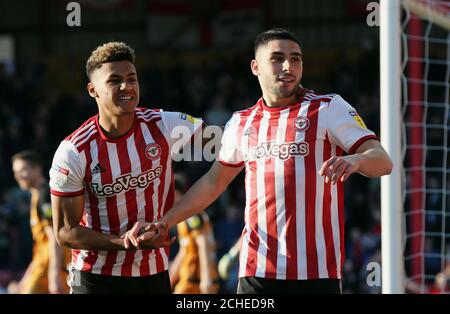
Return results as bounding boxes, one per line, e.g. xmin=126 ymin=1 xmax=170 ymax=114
xmin=401 ymin=0 xmax=450 ymax=293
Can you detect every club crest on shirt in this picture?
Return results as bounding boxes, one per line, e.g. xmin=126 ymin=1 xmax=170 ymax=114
xmin=294 ymin=116 xmax=310 ymax=131
xmin=145 ymin=143 xmax=162 ymax=160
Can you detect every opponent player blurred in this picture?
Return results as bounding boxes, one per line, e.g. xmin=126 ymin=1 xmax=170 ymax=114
xmin=8 ymin=150 xmax=70 ymax=294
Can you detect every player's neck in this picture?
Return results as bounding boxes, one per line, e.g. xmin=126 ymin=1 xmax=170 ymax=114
xmin=262 ymin=93 xmax=297 ymax=108
xmin=98 ymin=112 xmax=135 ymax=139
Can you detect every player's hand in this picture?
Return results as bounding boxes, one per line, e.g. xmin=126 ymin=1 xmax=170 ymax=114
xmin=319 ymin=155 xmax=362 ymax=184
xmin=122 ymin=221 xmax=176 ymax=249
xmin=121 ymin=221 xmax=157 ymax=249
xmin=136 ymin=222 xmax=165 ymax=242
xmin=138 ymin=223 xmax=176 ymax=249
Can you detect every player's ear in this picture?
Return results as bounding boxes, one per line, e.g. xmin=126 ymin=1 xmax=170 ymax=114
xmin=87 ymin=82 xmax=98 ymax=98
xmin=250 ymin=59 xmax=259 ymax=76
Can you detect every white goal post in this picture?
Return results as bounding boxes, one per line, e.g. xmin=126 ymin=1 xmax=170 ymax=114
xmin=381 ymin=0 xmax=450 ymax=294
xmin=380 ymin=0 xmax=404 ymax=294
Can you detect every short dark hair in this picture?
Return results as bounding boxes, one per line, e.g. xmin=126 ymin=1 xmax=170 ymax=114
xmin=12 ymin=150 xmax=44 ymax=168
xmin=86 ymin=42 xmax=135 ymax=79
xmin=254 ymin=28 xmax=301 ymax=54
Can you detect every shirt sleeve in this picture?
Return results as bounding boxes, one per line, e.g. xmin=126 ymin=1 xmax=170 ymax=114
xmin=217 ymin=113 xmax=244 ymax=167
xmin=160 ymin=111 xmax=203 ymax=159
xmin=49 ymin=140 xmax=85 ymax=197
xmin=326 ymin=95 xmax=378 ymax=154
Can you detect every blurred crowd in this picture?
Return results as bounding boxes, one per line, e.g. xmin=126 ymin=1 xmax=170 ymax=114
xmin=0 ymin=45 xmax=397 ymax=294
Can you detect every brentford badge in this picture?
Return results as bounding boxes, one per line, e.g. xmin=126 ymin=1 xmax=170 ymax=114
xmin=145 ymin=143 xmax=162 ymax=160
xmin=294 ymin=116 xmax=310 ymax=131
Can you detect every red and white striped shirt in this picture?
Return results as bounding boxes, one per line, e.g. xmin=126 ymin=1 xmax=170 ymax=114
xmin=49 ymin=108 xmax=202 ymax=277
xmin=218 ymin=93 xmax=377 ymax=280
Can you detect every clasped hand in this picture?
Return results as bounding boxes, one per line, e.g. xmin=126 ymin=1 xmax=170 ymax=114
xmin=121 ymin=221 xmax=176 ymax=250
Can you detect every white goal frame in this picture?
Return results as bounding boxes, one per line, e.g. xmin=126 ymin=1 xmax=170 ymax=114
xmin=380 ymin=0 xmax=404 ymax=294
xmin=381 ymin=0 xmax=449 ymax=294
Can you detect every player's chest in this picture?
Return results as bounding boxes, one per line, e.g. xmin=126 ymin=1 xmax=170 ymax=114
xmin=84 ymin=140 xmax=167 ymax=196
xmin=241 ymin=108 xmax=328 ymax=161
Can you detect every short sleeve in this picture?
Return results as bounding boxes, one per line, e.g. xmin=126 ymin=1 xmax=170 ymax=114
xmin=49 ymin=141 xmax=85 ymax=197
xmin=160 ymin=111 xmax=203 ymax=158
xmin=326 ymin=95 xmax=378 ymax=154
xmin=217 ymin=113 xmax=244 ymax=167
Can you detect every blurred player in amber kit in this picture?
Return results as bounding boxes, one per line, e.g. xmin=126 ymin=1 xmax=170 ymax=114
xmin=8 ymin=150 xmax=70 ymax=294
xmin=169 ymin=174 xmax=219 ymax=294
